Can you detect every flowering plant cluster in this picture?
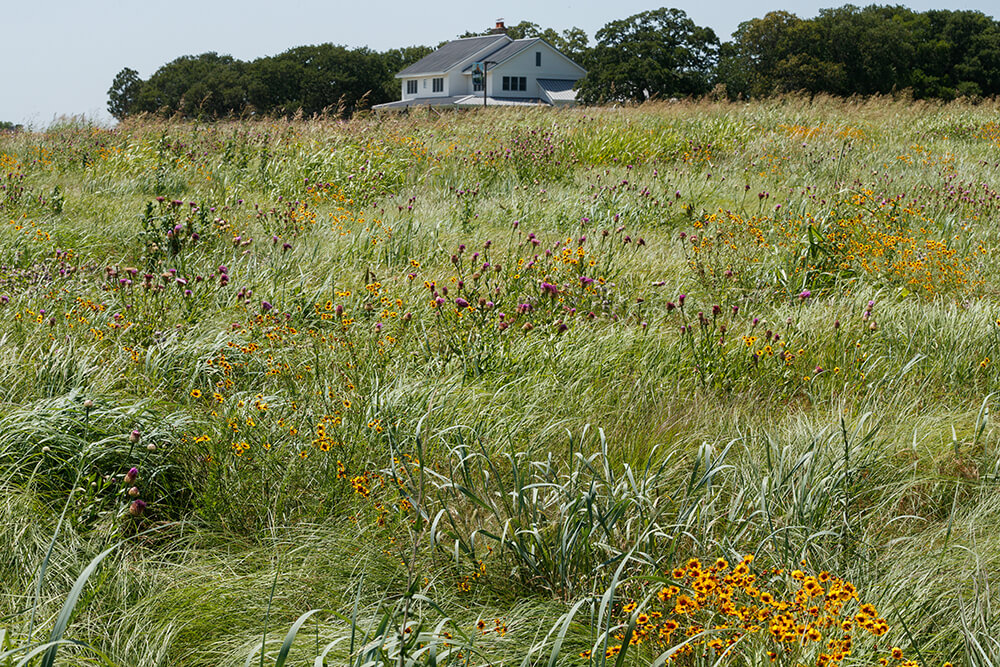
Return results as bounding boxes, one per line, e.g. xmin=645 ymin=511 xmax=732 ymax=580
xmin=586 ymin=556 xmax=926 ymax=667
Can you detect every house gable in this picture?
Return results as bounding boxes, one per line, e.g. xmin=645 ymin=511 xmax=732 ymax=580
xmin=483 ymin=39 xmax=585 ymax=101
xmin=467 ymin=38 xmax=585 ymax=77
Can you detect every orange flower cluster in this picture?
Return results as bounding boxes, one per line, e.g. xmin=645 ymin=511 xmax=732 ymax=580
xmin=691 ymin=190 xmax=980 ymax=296
xmin=586 ymin=556 xmax=918 ymax=667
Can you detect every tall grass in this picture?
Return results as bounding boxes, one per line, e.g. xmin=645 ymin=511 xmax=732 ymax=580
xmin=1 ymin=96 xmax=999 ymax=665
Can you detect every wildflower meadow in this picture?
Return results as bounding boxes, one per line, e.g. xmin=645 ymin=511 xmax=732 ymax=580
xmin=1 ymin=96 xmax=999 ymax=666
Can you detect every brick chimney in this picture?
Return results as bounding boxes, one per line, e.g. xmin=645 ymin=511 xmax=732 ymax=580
xmin=490 ymin=19 xmax=507 ymax=34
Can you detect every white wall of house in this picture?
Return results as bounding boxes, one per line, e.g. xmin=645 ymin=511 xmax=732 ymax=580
xmin=489 ymin=43 xmax=584 ymax=98
xmin=448 ymin=69 xmax=468 ymax=97
xmin=400 ymin=75 xmax=454 ymax=100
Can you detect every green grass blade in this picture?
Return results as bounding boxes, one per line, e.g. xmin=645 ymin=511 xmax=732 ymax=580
xmin=39 ymin=542 xmax=120 ymax=667
xmin=274 ymin=609 xmax=324 ymax=667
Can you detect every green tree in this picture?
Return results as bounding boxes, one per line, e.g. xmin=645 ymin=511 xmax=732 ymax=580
xmin=577 ymin=8 xmax=718 ymax=104
xmin=133 ymin=53 xmax=247 ymax=117
xmin=557 ymin=27 xmax=590 ymax=63
xmin=718 ymin=5 xmax=1000 ymax=100
xmin=917 ymin=10 xmax=1000 ymax=98
xmin=506 ymin=21 xmax=542 ymax=39
xmin=107 ymin=67 xmax=144 ymax=120
xmin=719 ymin=11 xmax=803 ymax=97
xmin=247 ymin=44 xmax=392 ymax=116
xmin=811 ymin=5 xmax=916 ymax=95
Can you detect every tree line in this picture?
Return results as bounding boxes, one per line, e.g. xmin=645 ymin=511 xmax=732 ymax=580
xmin=108 ymin=5 xmax=1000 ymax=119
xmin=107 ymin=45 xmax=433 ymax=120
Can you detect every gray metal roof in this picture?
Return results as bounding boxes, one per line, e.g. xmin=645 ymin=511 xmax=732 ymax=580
xmin=537 ymin=79 xmax=579 ymax=103
xmin=461 ymin=39 xmax=539 ymax=72
xmin=397 ymin=35 xmax=509 ymax=77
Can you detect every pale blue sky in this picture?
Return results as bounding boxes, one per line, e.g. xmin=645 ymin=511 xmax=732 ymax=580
xmin=3 ymin=0 xmax=997 ymax=127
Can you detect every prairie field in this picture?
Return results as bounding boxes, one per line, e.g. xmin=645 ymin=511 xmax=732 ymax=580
xmin=2 ymin=97 xmax=1000 ymax=666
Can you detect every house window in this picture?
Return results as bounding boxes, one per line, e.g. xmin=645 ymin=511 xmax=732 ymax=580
xmin=432 ymin=78 xmax=443 ymax=93
xmin=406 ymin=80 xmax=417 ymax=94
xmin=536 ymin=52 xmax=541 ymax=67
xmin=502 ymin=76 xmax=527 ymax=92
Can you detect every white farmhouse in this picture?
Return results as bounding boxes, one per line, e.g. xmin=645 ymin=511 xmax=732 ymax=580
xmin=373 ymin=22 xmax=586 ymax=110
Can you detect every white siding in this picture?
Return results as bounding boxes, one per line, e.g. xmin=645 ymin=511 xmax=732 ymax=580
xmin=491 ymin=42 xmax=584 ymax=98
xmin=400 ymin=76 xmax=450 ymax=100
xmin=448 ymin=69 xmax=468 ymax=96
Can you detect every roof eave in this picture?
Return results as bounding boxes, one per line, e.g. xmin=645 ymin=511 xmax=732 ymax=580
xmin=395 ymin=71 xmax=447 ymax=79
